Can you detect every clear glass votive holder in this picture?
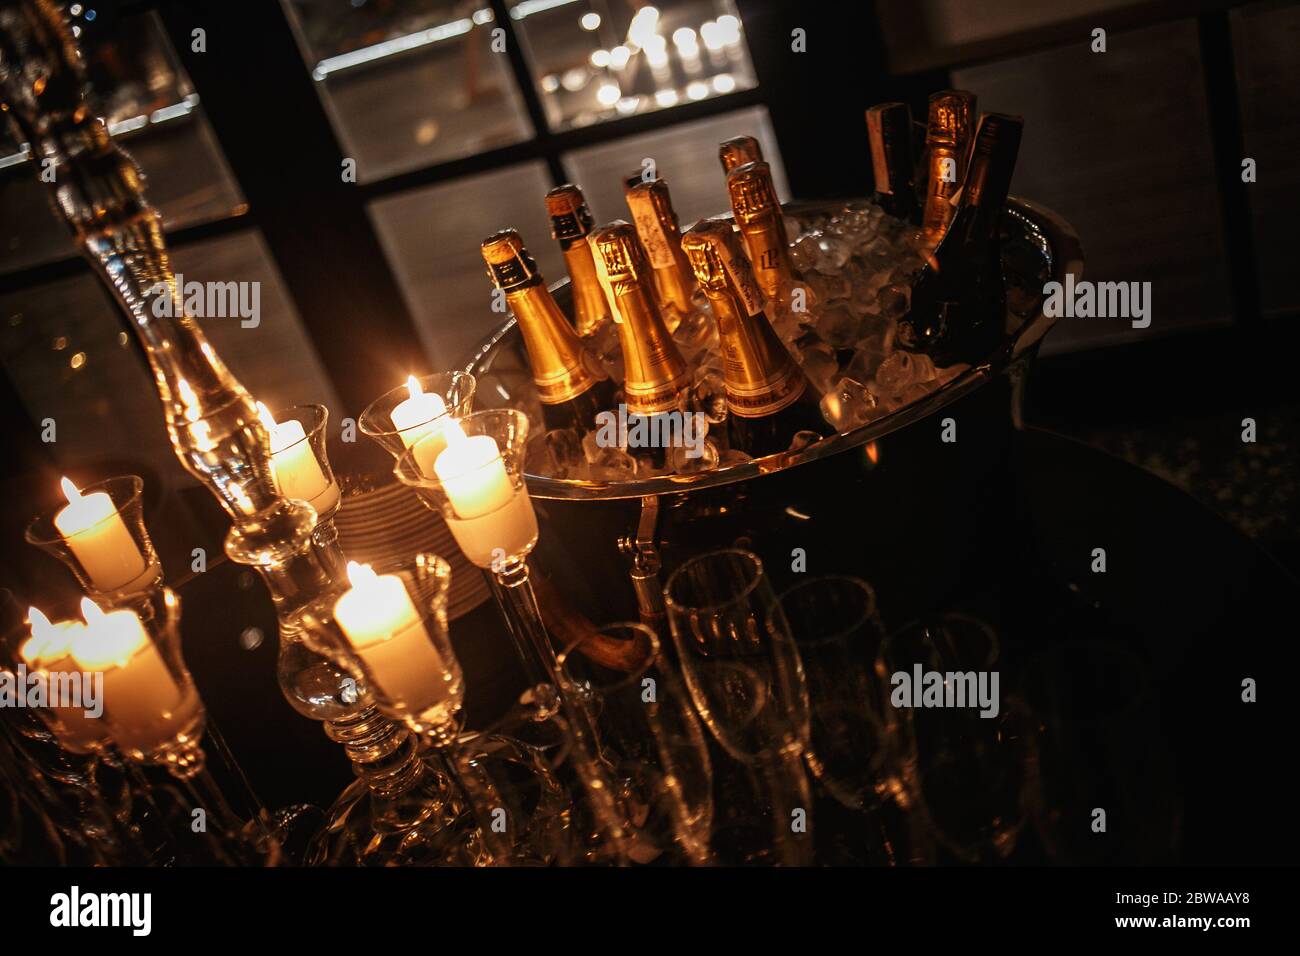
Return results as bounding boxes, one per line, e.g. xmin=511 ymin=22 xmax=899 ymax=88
xmin=264 ymin=403 xmax=341 ymax=522
xmin=359 ymin=370 xmax=477 ymax=461
xmin=296 ymin=552 xmax=465 ymax=745
xmin=392 ymin=408 xmax=538 ymax=569
xmin=25 ymin=475 xmax=163 ymax=604
xmin=77 ymin=589 xmax=206 ymax=777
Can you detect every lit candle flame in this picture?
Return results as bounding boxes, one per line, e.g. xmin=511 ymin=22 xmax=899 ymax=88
xmin=407 ymin=375 xmax=422 ymax=400
xmin=27 ymin=606 xmax=53 ymax=633
xmin=346 ymin=560 xmax=379 ymax=589
xmin=256 ymin=400 xmax=278 ymax=430
xmin=79 ymin=596 xmax=107 ymax=627
xmin=59 ymin=475 xmax=82 ymax=505
xmin=23 ymin=606 xmax=68 ymax=665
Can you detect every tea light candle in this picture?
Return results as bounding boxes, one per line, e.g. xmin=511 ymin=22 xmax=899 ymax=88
xmin=392 ymin=377 xmax=453 ymax=476
xmin=392 ymin=376 xmax=448 ymax=448
xmin=259 ymin=403 xmax=340 ymax=516
xmin=333 ymin=562 xmax=449 ymax=710
xmin=53 ymin=477 xmax=149 ymax=593
xmin=69 ymin=598 xmax=198 ymax=754
xmin=434 ymin=422 xmax=537 ymax=567
xmin=22 ymin=608 xmax=103 ymax=753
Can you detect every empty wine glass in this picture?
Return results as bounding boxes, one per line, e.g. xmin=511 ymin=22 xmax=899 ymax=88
xmin=770 ymin=575 xmax=897 ymax=811
xmin=663 ymin=548 xmax=810 ymax=764
xmin=558 ymin=623 xmax=714 ymax=864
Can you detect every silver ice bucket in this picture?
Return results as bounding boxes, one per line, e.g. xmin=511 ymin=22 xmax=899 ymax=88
xmin=462 ymin=199 xmax=1083 ymax=627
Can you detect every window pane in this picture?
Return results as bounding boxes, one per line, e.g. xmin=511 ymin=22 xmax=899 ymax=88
xmin=0 ymin=12 xmax=244 ymax=275
xmin=282 ymin=1 xmax=533 ymax=182
xmin=369 ymin=162 xmax=562 ymax=370
xmin=507 ymin=0 xmax=756 ymax=130
xmin=953 ymin=19 xmax=1232 ymax=354
xmin=563 ymin=105 xmax=786 ymax=225
xmin=0 ymin=230 xmax=339 ymax=477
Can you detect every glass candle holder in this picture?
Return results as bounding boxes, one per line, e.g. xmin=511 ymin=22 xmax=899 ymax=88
xmin=359 ymin=371 xmax=476 ymax=461
xmin=1 ymin=603 xmax=110 ymax=756
xmin=297 ymin=552 xmax=464 ymax=745
xmin=393 ymin=408 xmax=538 ymax=568
xmin=66 ymin=590 xmax=206 ymax=777
xmin=260 ymin=403 xmax=341 ymax=524
xmin=393 ymin=409 xmax=554 ymax=696
xmin=25 ymin=475 xmax=162 ymax=604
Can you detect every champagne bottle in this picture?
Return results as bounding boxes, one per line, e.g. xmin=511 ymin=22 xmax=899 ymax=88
xmin=865 ymin=102 xmax=917 ymax=221
xmin=718 ymin=134 xmax=763 ymax=174
xmin=725 ymin=160 xmax=798 ymax=306
xmin=682 ymin=219 xmax=831 ymax=457
xmin=900 ymin=113 xmax=1023 ymax=365
xmin=481 ymin=229 xmax=615 ymax=433
xmin=544 ymin=184 xmax=611 ymax=337
xmin=587 ymin=221 xmax=690 ymax=421
xmin=624 ymin=176 xmax=698 ymax=332
xmin=919 ymin=90 xmax=977 ymax=248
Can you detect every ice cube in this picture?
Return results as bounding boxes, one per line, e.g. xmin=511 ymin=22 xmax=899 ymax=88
xmin=878 ymin=283 xmax=911 ymax=319
xmin=804 ymin=271 xmax=851 ymax=306
xmin=669 ymin=438 xmax=720 ymax=474
xmin=811 ymin=231 xmax=852 ymax=274
xmin=690 ymin=368 xmax=729 ymax=424
xmin=872 ymin=350 xmax=937 ymax=396
xmin=790 ymin=232 xmax=821 ymax=274
xmin=842 ymin=345 xmax=888 ymax=385
xmin=527 ymin=428 xmax=584 ymax=478
xmin=819 ymin=377 xmax=880 ymax=430
xmin=814 ymin=302 xmax=865 ymax=348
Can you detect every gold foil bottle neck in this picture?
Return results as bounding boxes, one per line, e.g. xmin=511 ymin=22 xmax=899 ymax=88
xmin=481 ymin=228 xmax=542 ymax=290
xmin=961 ymin=112 xmax=1023 ymax=212
xmin=682 ymin=218 xmax=764 ymax=317
xmin=545 ymin=184 xmax=595 ymax=248
xmin=480 ymin=229 xmax=606 ymax=405
xmin=588 ymin=220 xmax=652 ymax=298
xmin=925 ymin=90 xmax=975 ymax=149
xmin=588 ymin=220 xmax=688 ymax=416
xmin=719 ymin=135 xmax=763 ymax=173
xmin=725 ymin=161 xmax=781 ymax=226
xmin=681 ymin=220 xmax=802 ymax=419
xmin=624 ymin=178 xmax=683 ymax=271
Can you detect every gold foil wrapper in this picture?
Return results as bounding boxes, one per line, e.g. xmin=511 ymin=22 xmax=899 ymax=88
xmin=718 ymin=135 xmax=763 ymax=173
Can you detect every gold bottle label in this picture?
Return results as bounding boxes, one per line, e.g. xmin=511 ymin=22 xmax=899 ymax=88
xmin=625 ymin=181 xmax=680 ymax=270
xmin=682 ymin=219 xmax=806 ymax=419
xmin=589 ymin=222 xmax=689 ymax=416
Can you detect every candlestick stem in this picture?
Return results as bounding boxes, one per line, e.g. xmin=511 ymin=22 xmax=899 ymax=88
xmin=488 ymin=557 xmax=562 ymax=699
